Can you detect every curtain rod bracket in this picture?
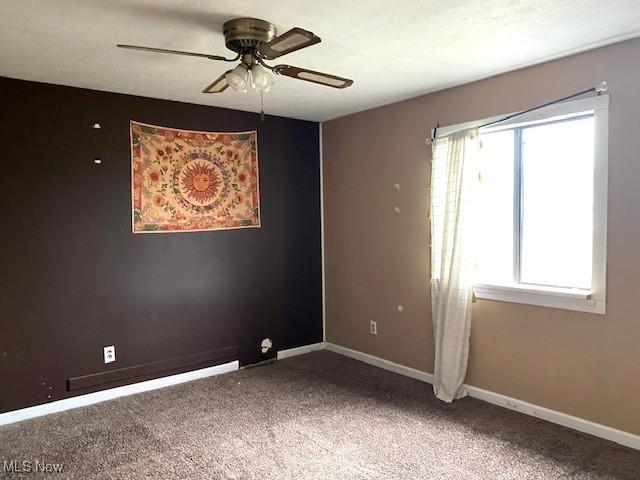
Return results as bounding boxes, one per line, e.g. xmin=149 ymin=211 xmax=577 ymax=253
xmin=595 ymin=81 xmax=608 ymax=95
xmin=428 ymin=123 xmax=439 ymax=144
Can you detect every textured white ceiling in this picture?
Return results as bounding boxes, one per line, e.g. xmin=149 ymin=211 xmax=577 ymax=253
xmin=1 ymin=0 xmax=639 ymax=121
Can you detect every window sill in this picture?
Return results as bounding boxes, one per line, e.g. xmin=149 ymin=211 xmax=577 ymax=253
xmin=474 ymin=283 xmax=605 ymax=314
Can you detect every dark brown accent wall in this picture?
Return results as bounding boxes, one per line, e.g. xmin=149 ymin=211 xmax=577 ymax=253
xmin=0 ymin=77 xmax=322 ymax=413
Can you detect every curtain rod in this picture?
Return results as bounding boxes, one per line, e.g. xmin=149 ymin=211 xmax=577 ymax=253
xmin=429 ymin=81 xmax=608 ymax=143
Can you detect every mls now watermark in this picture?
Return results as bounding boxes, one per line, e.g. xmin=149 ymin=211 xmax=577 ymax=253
xmin=3 ymin=460 xmax=64 ymax=474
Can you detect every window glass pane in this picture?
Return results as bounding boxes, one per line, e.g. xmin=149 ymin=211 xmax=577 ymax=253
xmin=520 ymin=116 xmax=594 ymax=289
xmin=475 ymin=130 xmax=514 ymax=285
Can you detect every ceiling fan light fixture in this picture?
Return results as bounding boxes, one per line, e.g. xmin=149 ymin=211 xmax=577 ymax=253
xmin=251 ymin=64 xmax=274 ymax=92
xmin=226 ymin=64 xmax=249 ymax=92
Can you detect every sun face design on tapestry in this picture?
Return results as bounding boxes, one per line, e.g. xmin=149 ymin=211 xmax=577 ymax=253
xmin=180 ymin=160 xmax=222 ymax=206
xmin=130 ymin=121 xmax=260 ymax=233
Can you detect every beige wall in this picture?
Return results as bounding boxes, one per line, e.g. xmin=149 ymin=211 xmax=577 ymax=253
xmin=322 ymin=38 xmax=640 ymax=435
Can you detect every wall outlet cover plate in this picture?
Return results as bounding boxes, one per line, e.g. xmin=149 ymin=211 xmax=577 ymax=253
xmin=103 ymin=345 xmax=116 ymax=364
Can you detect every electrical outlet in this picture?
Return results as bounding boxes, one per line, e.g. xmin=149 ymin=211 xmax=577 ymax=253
xmin=103 ymin=345 xmax=115 ymax=364
xmin=369 ymin=320 xmax=377 ymax=335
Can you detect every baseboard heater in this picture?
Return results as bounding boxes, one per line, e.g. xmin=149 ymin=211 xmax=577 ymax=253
xmin=67 ymin=346 xmax=238 ymax=392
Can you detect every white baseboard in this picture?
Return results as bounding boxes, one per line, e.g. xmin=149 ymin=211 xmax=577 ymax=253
xmin=325 ymin=342 xmax=434 ymax=384
xmin=324 ymin=342 xmax=640 ymax=451
xmin=277 ymin=342 xmax=325 ymax=360
xmin=5 ymin=342 xmax=639 ymax=452
xmin=0 ymin=360 xmax=239 ymax=427
xmin=465 ymin=384 xmax=640 ymax=451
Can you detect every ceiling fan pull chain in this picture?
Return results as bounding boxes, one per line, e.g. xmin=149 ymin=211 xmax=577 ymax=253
xmin=260 ymin=90 xmax=265 ymax=122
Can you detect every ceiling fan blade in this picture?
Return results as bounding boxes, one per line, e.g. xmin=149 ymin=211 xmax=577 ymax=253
xmin=202 ymin=71 xmax=230 ymax=93
xmin=117 ymin=44 xmax=230 ymax=61
xmin=258 ymin=28 xmax=321 ymax=59
xmin=273 ymin=65 xmax=353 ymax=89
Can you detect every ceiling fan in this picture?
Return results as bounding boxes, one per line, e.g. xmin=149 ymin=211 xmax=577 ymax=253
xmin=117 ymin=18 xmax=354 ymax=95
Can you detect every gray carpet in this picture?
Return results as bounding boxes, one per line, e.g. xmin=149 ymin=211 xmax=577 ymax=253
xmin=1 ymin=351 xmax=639 ymax=479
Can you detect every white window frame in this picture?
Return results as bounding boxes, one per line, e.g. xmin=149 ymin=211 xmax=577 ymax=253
xmin=436 ymin=95 xmax=608 ymax=314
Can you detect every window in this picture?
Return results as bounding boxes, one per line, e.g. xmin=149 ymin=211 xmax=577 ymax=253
xmin=440 ymin=95 xmax=608 ymax=313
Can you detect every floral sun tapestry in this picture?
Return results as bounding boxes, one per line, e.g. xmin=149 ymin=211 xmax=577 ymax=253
xmin=131 ymin=121 xmax=260 ymax=233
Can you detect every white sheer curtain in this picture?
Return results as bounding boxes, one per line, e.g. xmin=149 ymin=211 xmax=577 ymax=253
xmin=430 ymin=128 xmax=479 ymax=402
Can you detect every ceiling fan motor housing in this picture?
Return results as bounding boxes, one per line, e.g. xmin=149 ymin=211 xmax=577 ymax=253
xmin=223 ymin=18 xmax=277 ymax=53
